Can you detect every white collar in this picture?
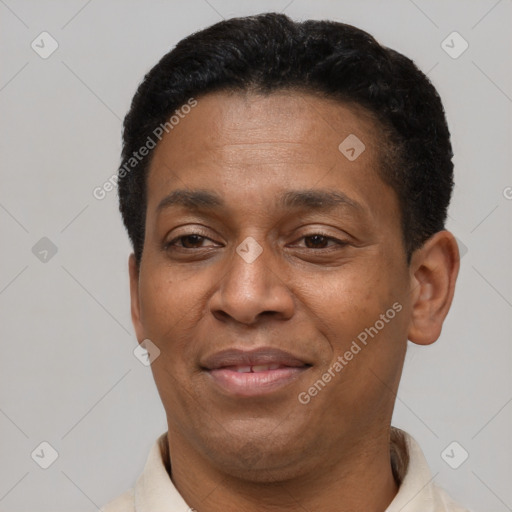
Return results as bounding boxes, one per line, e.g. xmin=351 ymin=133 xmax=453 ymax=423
xmin=125 ymin=428 xmax=469 ymax=511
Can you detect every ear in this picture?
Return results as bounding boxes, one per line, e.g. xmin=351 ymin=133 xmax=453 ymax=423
xmin=129 ymin=253 xmax=145 ymax=343
xmin=407 ymin=230 xmax=460 ymax=345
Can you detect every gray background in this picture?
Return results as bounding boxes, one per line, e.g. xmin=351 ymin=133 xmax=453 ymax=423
xmin=0 ymin=0 xmax=511 ymax=510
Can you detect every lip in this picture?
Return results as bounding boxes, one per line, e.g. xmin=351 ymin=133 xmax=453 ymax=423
xmin=201 ymin=347 xmax=311 ymax=397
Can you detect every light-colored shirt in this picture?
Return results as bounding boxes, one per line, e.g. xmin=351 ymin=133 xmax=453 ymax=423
xmin=100 ymin=427 xmax=471 ymax=511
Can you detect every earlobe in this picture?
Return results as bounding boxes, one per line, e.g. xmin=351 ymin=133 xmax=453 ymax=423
xmin=129 ymin=254 xmax=145 ymax=342
xmin=407 ymin=231 xmax=460 ymax=346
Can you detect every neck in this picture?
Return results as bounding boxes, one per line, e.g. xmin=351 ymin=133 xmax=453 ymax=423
xmin=162 ymin=427 xmax=403 ymax=512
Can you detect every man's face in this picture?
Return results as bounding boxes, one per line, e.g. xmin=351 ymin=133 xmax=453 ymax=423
xmin=130 ymin=91 xmax=414 ymax=479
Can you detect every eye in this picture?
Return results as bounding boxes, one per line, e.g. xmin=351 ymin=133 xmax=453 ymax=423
xmin=166 ymin=233 xmax=217 ymax=250
xmin=164 ymin=231 xmax=348 ymax=252
xmin=297 ymin=233 xmax=348 ymax=250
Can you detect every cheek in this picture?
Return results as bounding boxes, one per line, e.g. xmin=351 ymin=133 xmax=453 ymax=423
xmin=138 ymin=266 xmax=218 ymax=376
xmin=313 ymin=270 xmax=393 ymax=337
xmin=334 ymin=281 xmax=407 ymax=387
xmin=138 ymin=268 xmax=199 ymax=341
xmin=311 ymin=262 xmax=409 ymax=384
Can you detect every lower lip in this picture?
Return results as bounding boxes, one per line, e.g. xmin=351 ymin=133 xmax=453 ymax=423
xmin=206 ymin=367 xmax=308 ymax=397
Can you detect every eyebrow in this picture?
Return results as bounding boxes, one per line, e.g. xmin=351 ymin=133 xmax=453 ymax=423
xmin=156 ymin=188 xmax=363 ymax=214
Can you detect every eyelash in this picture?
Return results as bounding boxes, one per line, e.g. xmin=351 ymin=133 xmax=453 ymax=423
xmin=165 ymin=232 xmax=348 ymax=251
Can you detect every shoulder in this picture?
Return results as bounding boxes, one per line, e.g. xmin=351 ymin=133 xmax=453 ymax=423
xmin=100 ymin=488 xmax=134 ymax=512
xmin=388 ymin=428 xmax=472 ymax=512
xmin=99 ymin=432 xmax=168 ymax=511
xmin=433 ymin=483 xmax=473 ymax=512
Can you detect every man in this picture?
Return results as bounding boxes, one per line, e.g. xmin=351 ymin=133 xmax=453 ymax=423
xmin=102 ymin=12 xmax=470 ymax=511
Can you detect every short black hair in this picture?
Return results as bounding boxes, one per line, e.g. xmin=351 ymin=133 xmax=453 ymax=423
xmin=118 ymin=12 xmax=453 ymax=265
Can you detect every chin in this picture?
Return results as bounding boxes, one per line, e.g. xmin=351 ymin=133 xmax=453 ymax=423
xmin=201 ymin=430 xmax=317 ymax=483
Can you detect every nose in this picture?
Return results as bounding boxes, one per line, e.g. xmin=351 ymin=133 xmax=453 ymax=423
xmin=209 ymin=238 xmax=295 ymax=326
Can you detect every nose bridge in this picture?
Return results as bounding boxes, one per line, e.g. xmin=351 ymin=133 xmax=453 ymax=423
xmin=227 ymin=235 xmax=276 ymax=300
xmin=234 ymin=236 xmax=271 ymax=289
xmin=211 ymin=235 xmax=294 ymax=324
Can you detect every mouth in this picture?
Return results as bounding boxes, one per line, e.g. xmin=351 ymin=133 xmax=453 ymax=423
xmin=201 ymin=348 xmax=312 ymax=398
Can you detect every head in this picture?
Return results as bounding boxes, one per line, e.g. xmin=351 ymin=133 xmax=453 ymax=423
xmin=119 ymin=13 xmax=459 ymax=482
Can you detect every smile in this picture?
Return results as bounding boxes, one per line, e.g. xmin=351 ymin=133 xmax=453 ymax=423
xmin=201 ymin=348 xmax=312 ymax=397
xmin=229 ymin=364 xmax=284 ymax=372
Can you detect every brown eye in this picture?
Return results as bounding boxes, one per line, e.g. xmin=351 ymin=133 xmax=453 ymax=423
xmin=178 ymin=234 xmax=205 ymax=248
xmin=304 ymin=235 xmax=330 ymax=249
xmin=164 ymin=230 xmax=221 ymax=254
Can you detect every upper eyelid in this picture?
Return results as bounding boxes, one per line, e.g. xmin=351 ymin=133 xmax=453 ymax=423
xmin=167 ymin=232 xmax=346 ymax=247
xmin=291 ymin=234 xmax=348 ymax=248
xmin=167 ymin=233 xmax=218 ymax=245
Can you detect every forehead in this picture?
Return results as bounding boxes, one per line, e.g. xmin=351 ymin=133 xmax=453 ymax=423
xmin=150 ymin=90 xmax=381 ymax=170
xmin=144 ymin=90 xmax=399 ymax=230
xmin=147 ymin=90 xmax=384 ymax=190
